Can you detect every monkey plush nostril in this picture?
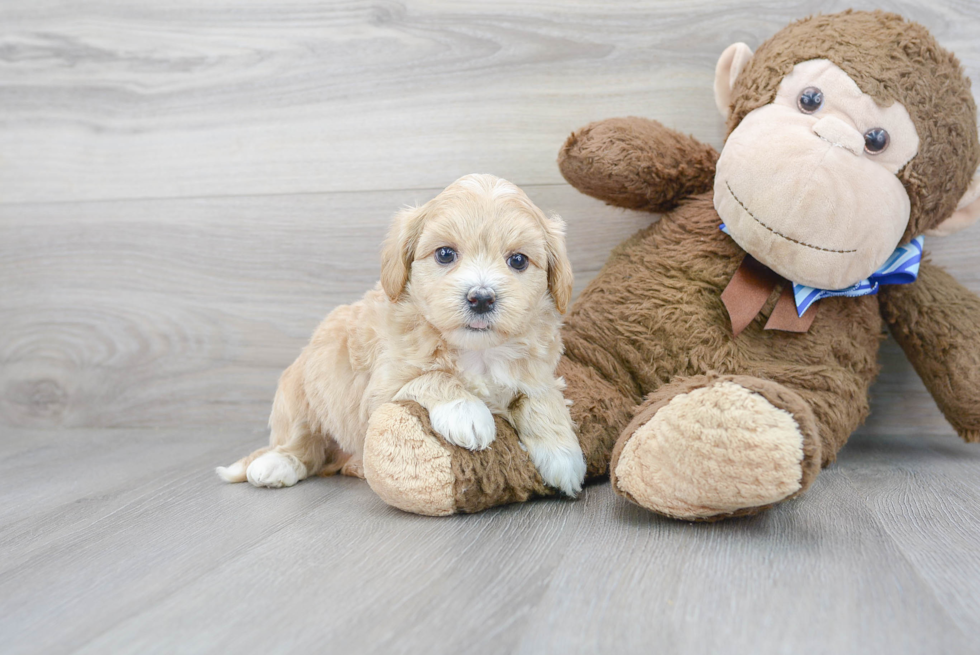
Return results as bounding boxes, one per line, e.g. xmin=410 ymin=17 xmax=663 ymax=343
xmin=466 ymin=287 xmax=496 ymax=315
xmin=812 ymin=115 xmax=865 ymax=156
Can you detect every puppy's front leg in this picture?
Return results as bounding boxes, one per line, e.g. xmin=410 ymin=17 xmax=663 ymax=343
xmin=394 ymin=372 xmax=495 ymax=450
xmin=512 ymin=388 xmax=586 ymax=497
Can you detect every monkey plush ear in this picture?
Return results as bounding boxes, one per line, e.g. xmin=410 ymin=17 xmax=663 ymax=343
xmin=714 ymin=43 xmax=754 ymax=120
xmin=926 ymin=167 xmax=980 ymax=237
xmin=380 ymin=204 xmax=430 ymax=302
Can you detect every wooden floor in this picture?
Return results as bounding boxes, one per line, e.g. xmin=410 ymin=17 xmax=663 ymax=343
xmin=2 ymin=1 xmax=980 ymax=653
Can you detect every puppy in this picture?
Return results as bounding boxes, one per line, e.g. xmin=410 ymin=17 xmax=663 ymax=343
xmin=217 ymin=174 xmax=587 ymax=496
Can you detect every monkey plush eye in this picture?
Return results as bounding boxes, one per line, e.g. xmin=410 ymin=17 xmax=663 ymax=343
xmin=507 ymin=253 xmax=529 ymax=272
xmin=863 ymin=128 xmax=890 ymax=154
xmin=797 ymin=87 xmax=824 ymax=113
xmin=435 ymin=247 xmax=457 ymax=265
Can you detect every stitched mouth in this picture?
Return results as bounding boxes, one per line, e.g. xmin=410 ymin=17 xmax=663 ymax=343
xmin=725 ymin=181 xmax=857 ymax=254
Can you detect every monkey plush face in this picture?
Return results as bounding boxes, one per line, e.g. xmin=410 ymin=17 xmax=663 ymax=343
xmin=714 ymin=60 xmax=920 ymax=289
xmin=710 ymin=11 xmax=980 ymax=291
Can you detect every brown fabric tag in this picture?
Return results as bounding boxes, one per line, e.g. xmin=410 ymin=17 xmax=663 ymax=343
xmin=764 ymin=284 xmax=818 ymax=332
xmin=721 ymin=255 xmax=780 ymax=337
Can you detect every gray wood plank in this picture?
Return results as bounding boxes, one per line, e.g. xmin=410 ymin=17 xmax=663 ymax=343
xmin=839 ymin=433 xmax=980 ymax=638
xmin=71 ymin=499 xmax=583 ymax=655
xmin=513 ymin=459 xmax=974 ymax=655
xmin=0 ymin=426 xmax=265 ymax=563
xmin=0 ymin=429 xmax=367 ymax=655
xmin=1 ymin=427 xmax=977 ymax=655
xmin=0 ymin=426 xmax=584 ymax=655
xmin=0 ymin=0 xmax=977 ymax=204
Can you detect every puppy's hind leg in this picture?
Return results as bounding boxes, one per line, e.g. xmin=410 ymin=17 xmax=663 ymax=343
xmin=216 ymin=446 xmax=271 ymax=484
xmin=244 ymin=422 xmax=320 ymax=488
xmin=217 ymin=362 xmax=349 ymax=488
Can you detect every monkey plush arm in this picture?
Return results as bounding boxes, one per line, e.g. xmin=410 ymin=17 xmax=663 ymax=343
xmin=879 ymin=262 xmax=980 ymax=442
xmin=557 ymin=117 xmax=718 ymax=213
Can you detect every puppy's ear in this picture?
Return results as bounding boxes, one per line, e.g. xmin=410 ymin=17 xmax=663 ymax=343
xmin=543 ymin=213 xmax=574 ymax=314
xmin=381 ymin=204 xmax=429 ymax=302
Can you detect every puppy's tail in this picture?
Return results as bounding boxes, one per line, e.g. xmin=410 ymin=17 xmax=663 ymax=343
xmin=216 ymin=446 xmax=276 ymax=483
xmin=215 ymin=458 xmax=248 ymax=483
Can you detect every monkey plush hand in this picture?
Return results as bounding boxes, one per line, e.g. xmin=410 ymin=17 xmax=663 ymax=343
xmin=360 ymin=10 xmax=980 ymax=519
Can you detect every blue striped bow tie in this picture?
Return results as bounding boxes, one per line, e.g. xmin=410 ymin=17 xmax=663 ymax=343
xmin=720 ymin=224 xmax=923 ymax=317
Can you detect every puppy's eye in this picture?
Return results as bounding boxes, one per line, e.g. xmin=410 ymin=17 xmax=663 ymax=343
xmin=863 ymin=128 xmax=889 ymax=154
xmin=798 ymin=87 xmax=823 ymax=114
xmin=507 ymin=253 xmax=529 ymax=272
xmin=434 ymin=247 xmax=457 ymax=265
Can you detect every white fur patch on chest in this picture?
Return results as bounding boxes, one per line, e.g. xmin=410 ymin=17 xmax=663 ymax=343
xmin=457 ymin=346 xmax=523 ymax=413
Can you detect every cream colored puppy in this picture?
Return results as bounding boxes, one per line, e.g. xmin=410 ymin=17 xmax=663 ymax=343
xmin=217 ymin=174 xmax=586 ymax=496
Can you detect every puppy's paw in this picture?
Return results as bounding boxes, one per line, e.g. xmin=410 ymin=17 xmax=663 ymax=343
xmin=526 ymin=442 xmax=587 ymax=497
xmin=246 ymin=451 xmax=308 ymax=488
xmin=430 ymin=399 xmax=496 ymax=451
xmin=341 ymin=457 xmax=365 ymax=479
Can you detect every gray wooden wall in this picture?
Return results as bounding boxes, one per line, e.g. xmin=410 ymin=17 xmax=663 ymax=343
xmin=2 ymin=0 xmax=979 ymax=437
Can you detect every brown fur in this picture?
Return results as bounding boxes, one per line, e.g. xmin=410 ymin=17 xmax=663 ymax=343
xmin=364 ymin=11 xmax=980 ymax=518
xmin=386 ymin=400 xmax=556 ymax=513
xmin=879 ymin=262 xmax=980 ymax=442
xmin=563 ymin=195 xmax=881 ymax=472
xmin=557 ymin=117 xmax=718 ymax=213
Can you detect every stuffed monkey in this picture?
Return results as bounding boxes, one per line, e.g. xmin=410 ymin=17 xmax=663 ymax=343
xmin=362 ymin=10 xmax=980 ymax=520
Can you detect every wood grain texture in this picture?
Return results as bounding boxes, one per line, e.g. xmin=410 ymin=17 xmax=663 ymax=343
xmin=0 ymin=427 xmax=978 ymax=654
xmin=0 ymin=0 xmax=978 ymax=203
xmin=3 ymin=1 xmax=980 ymax=652
xmin=838 ymin=434 xmax=980 ymax=640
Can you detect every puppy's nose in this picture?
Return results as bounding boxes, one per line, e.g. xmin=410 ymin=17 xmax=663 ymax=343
xmin=466 ymin=287 xmax=496 ymax=314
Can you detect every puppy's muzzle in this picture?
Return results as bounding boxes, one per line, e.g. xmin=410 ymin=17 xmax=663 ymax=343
xmin=466 ymin=287 xmax=496 ymax=315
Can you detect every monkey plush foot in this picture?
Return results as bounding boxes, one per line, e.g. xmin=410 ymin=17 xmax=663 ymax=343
xmin=363 ymin=401 xmax=553 ymax=516
xmin=610 ymin=375 xmax=822 ymax=521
